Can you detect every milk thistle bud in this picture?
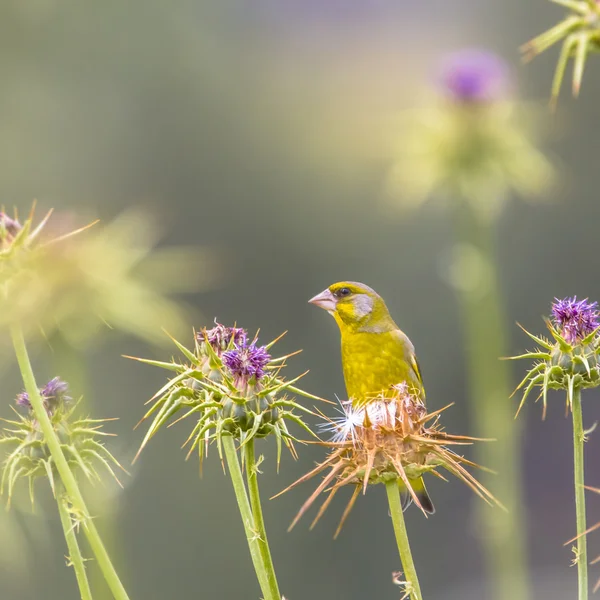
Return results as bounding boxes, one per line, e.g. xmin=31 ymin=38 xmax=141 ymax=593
xmin=278 ymin=383 xmax=499 ymax=537
xmin=131 ymin=323 xmax=320 ymax=465
xmin=521 ymin=0 xmax=600 ymax=105
xmin=1 ymin=377 xmax=125 ymax=506
xmin=16 ymin=376 xmax=71 ymax=413
xmin=510 ymin=296 xmax=600 ymax=418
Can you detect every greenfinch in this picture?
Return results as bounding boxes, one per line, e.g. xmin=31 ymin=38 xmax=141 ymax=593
xmin=309 ymin=281 xmax=434 ymax=514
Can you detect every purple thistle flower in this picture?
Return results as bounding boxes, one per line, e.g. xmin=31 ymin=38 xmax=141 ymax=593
xmin=222 ymin=340 xmax=271 ymax=383
xmin=199 ymin=322 xmax=247 ymax=354
xmin=439 ymin=49 xmax=510 ymax=103
xmin=0 ymin=212 xmax=21 ymax=239
xmin=552 ymin=296 xmax=600 ymax=344
xmin=16 ymin=377 xmax=71 ymax=412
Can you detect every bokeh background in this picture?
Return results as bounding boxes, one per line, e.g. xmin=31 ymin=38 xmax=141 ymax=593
xmin=1 ymin=1 xmax=600 ymax=599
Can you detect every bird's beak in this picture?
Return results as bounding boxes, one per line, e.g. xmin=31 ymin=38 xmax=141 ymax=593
xmin=308 ymin=288 xmax=337 ymax=312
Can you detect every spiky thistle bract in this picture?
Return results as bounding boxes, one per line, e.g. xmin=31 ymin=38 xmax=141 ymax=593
xmin=0 ymin=378 xmax=126 ymax=507
xmin=276 ymin=383 xmax=500 ymax=538
xmin=521 ymin=0 xmax=600 ymax=106
xmin=509 ymin=297 xmax=600 ymax=418
xmin=130 ymin=323 xmax=322 ymax=467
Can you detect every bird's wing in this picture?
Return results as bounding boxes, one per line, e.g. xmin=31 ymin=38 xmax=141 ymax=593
xmin=391 ymin=329 xmax=425 ymax=396
xmin=410 ymin=353 xmax=424 ymax=387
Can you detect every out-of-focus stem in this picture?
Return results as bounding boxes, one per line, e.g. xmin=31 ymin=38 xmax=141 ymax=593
xmin=57 ymin=493 xmax=93 ymax=600
xmin=452 ymin=206 xmax=530 ymax=600
xmin=10 ymin=325 xmax=130 ymax=600
xmin=222 ymin=435 xmax=274 ymax=600
xmin=385 ymin=480 xmax=423 ymax=600
xmin=571 ymin=386 xmax=588 ymax=600
xmin=244 ymin=439 xmax=281 ymax=600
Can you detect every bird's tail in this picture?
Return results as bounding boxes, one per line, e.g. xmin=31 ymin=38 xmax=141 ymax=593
xmin=400 ymin=477 xmax=435 ymax=514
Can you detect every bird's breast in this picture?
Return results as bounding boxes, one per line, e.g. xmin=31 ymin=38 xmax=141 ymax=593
xmin=341 ymin=331 xmax=417 ymax=403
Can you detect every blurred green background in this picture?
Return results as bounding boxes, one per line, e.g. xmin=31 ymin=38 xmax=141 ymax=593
xmin=1 ymin=1 xmax=600 ymax=599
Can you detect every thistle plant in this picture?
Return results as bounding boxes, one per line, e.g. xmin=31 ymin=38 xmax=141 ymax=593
xmin=510 ymin=296 xmax=600 ymax=600
xmin=131 ymin=322 xmax=322 ymax=600
xmin=386 ymin=50 xmax=551 ymax=600
xmin=277 ymin=383 xmax=500 ymax=600
xmin=521 ymin=0 xmax=600 ymax=106
xmin=0 ymin=204 xmax=213 ymax=592
xmin=1 ymin=377 xmax=126 ymax=600
xmin=0 ymin=206 xmax=131 ymax=599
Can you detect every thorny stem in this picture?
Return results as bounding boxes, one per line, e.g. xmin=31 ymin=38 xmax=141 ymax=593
xmin=572 ymin=386 xmax=588 ymax=600
xmin=244 ymin=438 xmax=282 ymax=600
xmin=386 ymin=480 xmax=423 ymax=600
xmin=222 ymin=435 xmax=274 ymax=600
xmin=10 ymin=325 xmax=130 ymax=600
xmin=57 ymin=494 xmax=93 ymax=600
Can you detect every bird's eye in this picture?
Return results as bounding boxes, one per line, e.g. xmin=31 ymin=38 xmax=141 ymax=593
xmin=336 ymin=287 xmax=352 ymax=298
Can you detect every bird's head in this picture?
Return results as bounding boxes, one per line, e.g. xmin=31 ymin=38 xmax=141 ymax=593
xmin=308 ymin=281 xmax=396 ymax=332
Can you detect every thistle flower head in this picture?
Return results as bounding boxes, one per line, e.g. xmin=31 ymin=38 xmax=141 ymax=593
xmin=200 ymin=323 xmax=247 ymax=355
xmin=222 ymin=340 xmax=271 ymax=384
xmin=279 ymin=384 xmax=498 ymax=537
xmin=15 ymin=377 xmax=71 ymax=414
xmin=440 ymin=49 xmax=509 ymax=103
xmin=1 ymin=380 xmax=125 ymax=506
xmin=0 ymin=203 xmax=213 ymax=348
xmin=131 ymin=324 xmax=322 ymax=467
xmin=510 ymin=297 xmax=600 ymax=419
xmin=552 ymin=296 xmax=599 ymax=345
xmin=387 ymin=50 xmax=553 ymax=221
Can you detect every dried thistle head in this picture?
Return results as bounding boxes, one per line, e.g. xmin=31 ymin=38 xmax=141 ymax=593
xmin=277 ymin=384 xmax=499 ymax=538
xmin=509 ymin=297 xmax=600 ymax=419
xmin=0 ymin=378 xmax=126 ymax=506
xmin=521 ymin=0 xmax=600 ymax=106
xmin=130 ymin=323 xmax=323 ymax=468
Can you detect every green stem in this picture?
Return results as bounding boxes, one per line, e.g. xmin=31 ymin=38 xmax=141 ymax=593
xmin=57 ymin=493 xmax=94 ymax=600
xmin=452 ymin=205 xmax=530 ymax=600
xmin=244 ymin=439 xmax=281 ymax=600
xmin=10 ymin=325 xmax=130 ymax=600
xmin=385 ymin=480 xmax=423 ymax=600
xmin=51 ymin=331 xmax=129 ymax=596
xmin=222 ymin=435 xmax=273 ymax=600
xmin=572 ymin=386 xmax=588 ymax=600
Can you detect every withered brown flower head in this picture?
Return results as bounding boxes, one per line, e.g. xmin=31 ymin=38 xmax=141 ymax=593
xmin=277 ymin=383 xmax=499 ymax=538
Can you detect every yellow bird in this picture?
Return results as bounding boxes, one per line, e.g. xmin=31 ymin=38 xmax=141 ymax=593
xmin=309 ymin=281 xmax=434 ymax=514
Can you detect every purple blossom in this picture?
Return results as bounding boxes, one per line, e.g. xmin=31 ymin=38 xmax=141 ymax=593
xmin=0 ymin=212 xmax=21 ymax=238
xmin=16 ymin=377 xmax=71 ymax=412
xmin=552 ymin=296 xmax=600 ymax=344
xmin=199 ymin=322 xmax=247 ymax=354
xmin=439 ymin=50 xmax=510 ymax=103
xmin=222 ymin=340 xmax=271 ymax=383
